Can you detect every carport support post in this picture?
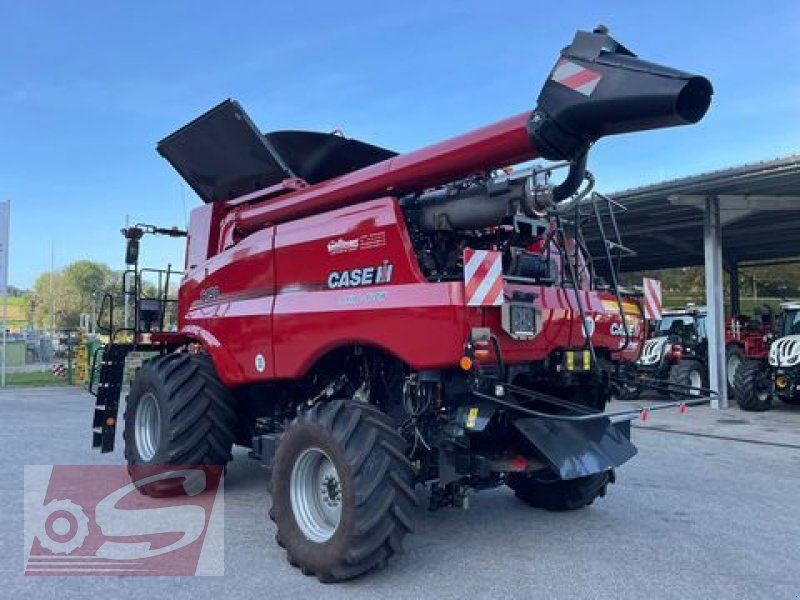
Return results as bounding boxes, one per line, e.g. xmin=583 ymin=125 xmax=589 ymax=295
xmin=703 ymin=195 xmax=727 ymax=409
xmin=729 ymin=262 xmax=740 ymax=316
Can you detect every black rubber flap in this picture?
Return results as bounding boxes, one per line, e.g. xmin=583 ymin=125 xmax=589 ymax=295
xmin=157 ymin=99 xmax=293 ymax=203
xmin=514 ymin=416 xmax=637 ymax=480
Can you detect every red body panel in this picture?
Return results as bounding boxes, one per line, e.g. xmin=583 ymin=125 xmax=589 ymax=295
xmin=180 ymin=226 xmax=277 ymax=383
xmin=179 ymin=198 xmax=643 ymax=386
xmin=725 ymin=324 xmax=770 ymax=360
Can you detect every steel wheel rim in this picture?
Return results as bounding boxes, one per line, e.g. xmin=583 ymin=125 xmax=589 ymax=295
xmin=689 ymin=370 xmax=702 ymax=395
xmin=290 ymin=447 xmax=342 ymax=543
xmin=135 ymin=392 xmax=161 ymax=462
xmin=726 ymin=354 xmax=742 ymax=387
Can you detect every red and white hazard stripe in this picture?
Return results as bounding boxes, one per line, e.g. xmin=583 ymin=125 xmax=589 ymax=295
xmin=463 ymin=249 xmax=504 ymax=307
xmin=643 ymin=277 xmax=663 ymax=320
xmin=51 ymin=363 xmax=66 ymax=377
xmin=551 ymin=59 xmax=602 ymax=97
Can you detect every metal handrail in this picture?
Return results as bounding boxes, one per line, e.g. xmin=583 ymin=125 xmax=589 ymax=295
xmin=87 ymin=345 xmax=104 ymax=397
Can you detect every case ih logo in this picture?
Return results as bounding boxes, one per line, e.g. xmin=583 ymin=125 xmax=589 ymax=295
xmin=328 ymin=260 xmax=393 ymax=289
xmin=23 ymin=465 xmax=223 ymax=576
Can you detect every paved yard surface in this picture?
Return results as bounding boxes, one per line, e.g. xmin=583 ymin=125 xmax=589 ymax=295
xmin=1 ymin=386 xmax=798 ymax=599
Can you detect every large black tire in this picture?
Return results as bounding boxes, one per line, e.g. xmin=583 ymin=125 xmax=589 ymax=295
xmin=667 ymin=359 xmax=707 ymax=401
xmin=271 ymin=400 xmax=417 ymax=583
xmin=734 ymin=360 xmax=772 ymax=412
xmin=123 ymin=353 xmax=236 ymax=495
xmin=725 ymin=344 xmax=745 ymax=398
xmin=507 ymin=470 xmax=612 ymax=511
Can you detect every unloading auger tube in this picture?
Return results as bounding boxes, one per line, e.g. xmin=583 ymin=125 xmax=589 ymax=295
xmin=228 ymin=26 xmax=711 ymax=235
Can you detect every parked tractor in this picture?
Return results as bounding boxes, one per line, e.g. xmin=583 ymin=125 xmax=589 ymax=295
xmin=617 ymin=305 xmax=772 ymax=401
xmin=89 ymin=27 xmax=712 ymax=581
xmin=735 ymin=303 xmax=800 ymax=411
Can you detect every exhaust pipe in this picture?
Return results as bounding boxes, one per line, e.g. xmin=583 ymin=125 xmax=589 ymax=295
xmin=529 ymin=26 xmax=713 ymax=161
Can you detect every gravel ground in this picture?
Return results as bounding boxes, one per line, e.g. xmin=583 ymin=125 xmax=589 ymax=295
xmin=1 ymin=386 xmax=798 ymax=599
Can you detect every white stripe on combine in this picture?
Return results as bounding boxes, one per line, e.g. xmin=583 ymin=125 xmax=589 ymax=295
xmin=464 ymin=250 xmax=487 ymax=284
xmin=490 ymin=283 xmax=504 ymax=305
xmin=573 ymin=78 xmax=600 ymax=97
xmin=469 ymin=254 xmax=502 ymax=306
xmin=552 ymin=59 xmax=583 ymax=82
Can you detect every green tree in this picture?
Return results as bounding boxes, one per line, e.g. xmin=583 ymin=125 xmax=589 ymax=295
xmin=31 ymin=261 xmax=118 ymax=329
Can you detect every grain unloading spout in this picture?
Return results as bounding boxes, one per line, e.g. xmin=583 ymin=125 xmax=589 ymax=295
xmin=529 ymin=26 xmax=713 ymax=162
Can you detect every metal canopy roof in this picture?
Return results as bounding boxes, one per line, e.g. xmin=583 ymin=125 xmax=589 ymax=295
xmin=584 ymin=154 xmax=800 ymax=272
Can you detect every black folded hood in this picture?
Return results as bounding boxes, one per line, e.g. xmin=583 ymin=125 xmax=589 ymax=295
xmin=157 ymin=99 xmax=396 ymax=203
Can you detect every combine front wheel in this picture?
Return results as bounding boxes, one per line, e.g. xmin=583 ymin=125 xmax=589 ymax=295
xmin=270 ymin=400 xmax=417 ymax=583
xmin=123 ymin=353 xmax=236 ymax=495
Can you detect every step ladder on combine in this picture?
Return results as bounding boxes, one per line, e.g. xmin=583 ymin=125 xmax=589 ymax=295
xmin=89 ymin=343 xmax=133 ymax=452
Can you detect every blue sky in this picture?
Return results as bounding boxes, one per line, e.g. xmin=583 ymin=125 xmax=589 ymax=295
xmin=2 ymin=1 xmax=799 ymax=289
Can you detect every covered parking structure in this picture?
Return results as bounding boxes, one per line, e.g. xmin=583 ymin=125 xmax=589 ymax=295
xmin=585 ymin=154 xmax=800 ymax=409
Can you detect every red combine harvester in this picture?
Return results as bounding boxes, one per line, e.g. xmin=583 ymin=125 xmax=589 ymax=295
xmin=89 ymin=27 xmax=712 ymax=581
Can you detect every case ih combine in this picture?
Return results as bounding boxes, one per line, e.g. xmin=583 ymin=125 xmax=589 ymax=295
xmin=89 ymin=28 xmax=712 ymax=581
xmin=620 ymin=305 xmax=772 ymax=400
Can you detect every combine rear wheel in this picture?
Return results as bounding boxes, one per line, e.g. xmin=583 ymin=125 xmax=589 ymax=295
xmin=734 ymin=360 xmax=772 ymax=412
xmin=507 ymin=470 xmax=612 ymax=511
xmin=123 ymin=353 xmax=236 ymax=496
xmin=667 ymin=359 xmax=706 ymax=401
xmin=271 ymin=400 xmax=417 ymax=583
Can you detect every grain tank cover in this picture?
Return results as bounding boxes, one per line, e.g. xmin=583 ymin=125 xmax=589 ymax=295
xmin=157 ymin=99 xmax=397 ymax=203
xmin=157 ymin=99 xmax=292 ymax=203
xmin=264 ymin=131 xmax=397 ymax=186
